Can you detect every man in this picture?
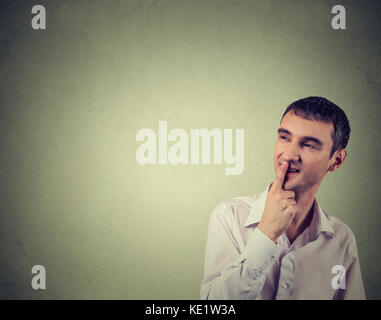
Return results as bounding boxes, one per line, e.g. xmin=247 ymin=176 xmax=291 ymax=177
xmin=200 ymin=97 xmax=365 ymax=300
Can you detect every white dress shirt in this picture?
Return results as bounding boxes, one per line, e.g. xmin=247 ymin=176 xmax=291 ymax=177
xmin=200 ymin=185 xmax=366 ymax=300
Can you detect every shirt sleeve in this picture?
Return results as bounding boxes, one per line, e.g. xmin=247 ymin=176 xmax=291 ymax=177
xmin=333 ymin=233 xmax=366 ymax=300
xmin=200 ymin=206 xmax=282 ymax=300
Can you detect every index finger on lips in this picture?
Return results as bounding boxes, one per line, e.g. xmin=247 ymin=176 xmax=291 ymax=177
xmin=273 ymin=161 xmax=289 ymax=191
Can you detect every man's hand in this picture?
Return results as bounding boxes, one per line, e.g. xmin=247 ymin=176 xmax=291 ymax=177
xmin=257 ymin=162 xmax=297 ymax=243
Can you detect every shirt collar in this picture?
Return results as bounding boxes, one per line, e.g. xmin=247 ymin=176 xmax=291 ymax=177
xmin=243 ymin=184 xmax=270 ymax=228
xmin=244 ymin=184 xmax=335 ymax=236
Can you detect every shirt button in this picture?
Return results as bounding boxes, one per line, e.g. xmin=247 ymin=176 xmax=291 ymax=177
xmin=280 ymin=281 xmax=288 ymax=289
xmin=269 ymin=256 xmax=275 ymax=262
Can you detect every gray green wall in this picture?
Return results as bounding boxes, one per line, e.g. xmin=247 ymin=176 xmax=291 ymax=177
xmin=1 ymin=0 xmax=380 ymax=299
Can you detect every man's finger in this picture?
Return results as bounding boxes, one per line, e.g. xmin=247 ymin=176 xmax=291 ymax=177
xmin=282 ymin=190 xmax=295 ymax=199
xmin=273 ymin=161 xmax=289 ymax=191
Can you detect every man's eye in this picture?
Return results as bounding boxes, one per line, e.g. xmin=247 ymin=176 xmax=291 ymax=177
xmin=280 ymin=135 xmax=289 ymax=141
xmin=304 ymin=143 xmax=315 ymax=149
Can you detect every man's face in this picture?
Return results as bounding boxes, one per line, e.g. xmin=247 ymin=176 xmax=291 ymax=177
xmin=274 ymin=111 xmax=336 ymax=192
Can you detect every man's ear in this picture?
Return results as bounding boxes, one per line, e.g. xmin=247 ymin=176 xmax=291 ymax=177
xmin=328 ymin=149 xmax=347 ymax=172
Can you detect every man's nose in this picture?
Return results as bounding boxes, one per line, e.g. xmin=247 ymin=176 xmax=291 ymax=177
xmin=282 ymin=143 xmax=300 ymax=162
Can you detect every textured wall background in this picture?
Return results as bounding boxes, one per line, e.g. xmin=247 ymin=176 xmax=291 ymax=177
xmin=0 ymin=0 xmax=380 ymax=299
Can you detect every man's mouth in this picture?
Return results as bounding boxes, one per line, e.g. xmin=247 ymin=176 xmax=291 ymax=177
xmin=286 ymin=167 xmax=300 ymax=173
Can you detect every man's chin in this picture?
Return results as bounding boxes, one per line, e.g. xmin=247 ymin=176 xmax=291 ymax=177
xmin=283 ymin=181 xmax=298 ymax=191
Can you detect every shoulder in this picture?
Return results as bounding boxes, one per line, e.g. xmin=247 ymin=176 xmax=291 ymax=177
xmin=322 ymin=209 xmax=359 ymax=256
xmin=210 ymin=193 xmax=260 ymax=228
xmin=207 ymin=194 xmax=262 ymax=251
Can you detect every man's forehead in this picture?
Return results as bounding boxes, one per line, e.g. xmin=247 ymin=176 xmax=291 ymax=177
xmin=279 ymin=112 xmax=334 ymax=140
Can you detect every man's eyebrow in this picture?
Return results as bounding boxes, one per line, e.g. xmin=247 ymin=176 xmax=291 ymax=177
xmin=303 ymin=136 xmax=323 ymax=146
xmin=277 ymin=128 xmax=324 ymax=146
xmin=278 ymin=128 xmax=291 ymax=135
